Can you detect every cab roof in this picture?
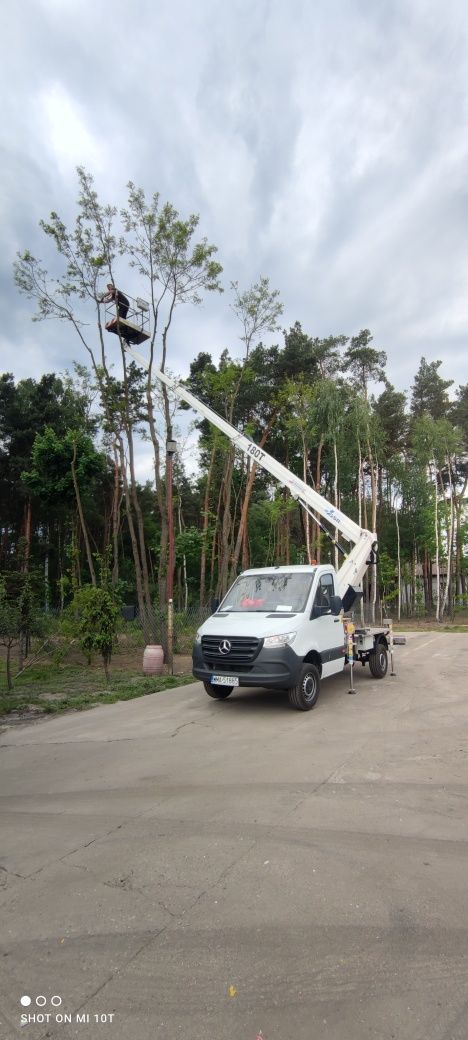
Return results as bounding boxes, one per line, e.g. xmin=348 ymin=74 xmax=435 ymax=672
xmin=238 ymin=565 xmax=322 ymax=576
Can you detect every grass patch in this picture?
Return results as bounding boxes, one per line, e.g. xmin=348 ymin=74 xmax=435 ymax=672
xmin=0 ymin=660 xmax=194 ymax=718
xmin=394 ymin=622 xmax=468 ymax=633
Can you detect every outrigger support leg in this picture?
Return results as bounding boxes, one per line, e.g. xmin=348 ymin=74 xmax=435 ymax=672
xmin=345 ymin=620 xmax=357 ymax=694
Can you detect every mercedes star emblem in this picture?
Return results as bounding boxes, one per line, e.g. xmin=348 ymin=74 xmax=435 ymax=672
xmin=219 ymin=639 xmax=231 ymax=655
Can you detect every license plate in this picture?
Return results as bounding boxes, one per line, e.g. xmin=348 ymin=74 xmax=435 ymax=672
xmin=211 ymin=674 xmax=239 ymax=687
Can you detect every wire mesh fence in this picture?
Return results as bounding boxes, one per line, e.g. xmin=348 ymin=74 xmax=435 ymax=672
xmin=123 ymin=603 xmax=212 ymax=656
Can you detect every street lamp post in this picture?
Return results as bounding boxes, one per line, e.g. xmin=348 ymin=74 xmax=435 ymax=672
xmin=166 ymin=437 xmax=177 ymax=674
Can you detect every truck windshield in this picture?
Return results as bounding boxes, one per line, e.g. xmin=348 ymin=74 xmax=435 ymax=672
xmin=220 ymin=572 xmax=315 ymax=613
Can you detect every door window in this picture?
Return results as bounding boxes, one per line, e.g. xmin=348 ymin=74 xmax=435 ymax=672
xmin=313 ymin=573 xmax=335 ymax=613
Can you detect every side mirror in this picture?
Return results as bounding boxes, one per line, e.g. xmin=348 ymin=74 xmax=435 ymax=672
xmin=311 ymin=595 xmax=342 ymax=619
xmin=210 ymin=597 xmax=220 ymax=614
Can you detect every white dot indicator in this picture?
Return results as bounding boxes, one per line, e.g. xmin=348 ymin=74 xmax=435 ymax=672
xmin=20 ymin=996 xmax=31 ymax=1007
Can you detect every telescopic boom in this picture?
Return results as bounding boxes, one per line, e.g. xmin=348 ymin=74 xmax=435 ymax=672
xmin=121 ymin=343 xmax=377 ymax=602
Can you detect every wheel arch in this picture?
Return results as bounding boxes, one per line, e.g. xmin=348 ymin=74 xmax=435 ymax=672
xmin=303 ymin=649 xmax=322 ymax=675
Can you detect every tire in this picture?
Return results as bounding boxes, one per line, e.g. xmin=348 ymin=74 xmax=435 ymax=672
xmin=369 ymin=644 xmax=388 ymax=679
xmin=287 ymin=664 xmax=320 ymax=711
xmin=203 ymin=681 xmax=233 ymax=699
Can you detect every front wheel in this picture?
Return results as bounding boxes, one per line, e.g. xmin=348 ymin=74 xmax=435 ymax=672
xmin=369 ymin=645 xmax=388 ymax=678
xmin=203 ymin=681 xmax=233 ymax=699
xmin=287 ymin=664 xmax=320 ymax=711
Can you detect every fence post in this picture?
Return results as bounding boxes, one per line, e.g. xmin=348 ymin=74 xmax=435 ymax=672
xmin=167 ymin=598 xmax=174 ymax=675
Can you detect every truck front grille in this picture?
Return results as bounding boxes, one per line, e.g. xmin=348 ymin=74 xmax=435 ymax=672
xmin=201 ymin=635 xmax=261 ymax=669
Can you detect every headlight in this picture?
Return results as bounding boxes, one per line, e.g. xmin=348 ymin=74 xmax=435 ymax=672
xmin=263 ymin=632 xmax=296 ymax=648
xmin=195 ymin=630 xmax=202 ymax=644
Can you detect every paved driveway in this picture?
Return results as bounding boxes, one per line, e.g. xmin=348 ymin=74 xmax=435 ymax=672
xmin=1 ymin=632 xmax=468 ymax=1040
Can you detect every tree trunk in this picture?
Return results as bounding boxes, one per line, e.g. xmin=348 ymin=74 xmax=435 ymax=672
xmin=229 ymin=416 xmax=276 ymax=581
xmin=314 ymin=436 xmax=324 ymax=561
xmin=422 ymin=550 xmax=431 ymax=613
xmin=58 ymin=525 xmax=65 ymax=611
xmin=440 ymin=454 xmax=454 ymax=620
xmin=333 ymin=438 xmax=339 ymax=572
xmin=117 ymin=438 xmax=150 ymax=638
xmin=432 ymin=462 xmax=440 ymax=623
xmin=357 ymin=439 xmax=362 ymax=528
xmin=6 ymin=642 xmax=13 ymax=692
xmin=200 ymin=443 xmax=217 ymax=609
xmin=454 ymin=476 xmax=468 ymax=604
xmin=362 ymin=457 xmax=369 ymax=531
xmin=241 ymin=515 xmax=250 ymax=571
xmin=395 ymin=504 xmax=401 ymax=622
xmin=177 ymin=492 xmax=188 ymax=612
xmin=367 ymin=438 xmax=378 ymax=624
xmin=145 ymin=389 xmax=168 ymax=606
xmin=125 ymin=424 xmax=152 ymax=612
xmin=209 ymin=483 xmax=223 ymax=602
xmin=217 ymin=445 xmax=235 ymax=597
xmin=111 ymin=444 xmax=121 ymax=587
xmin=279 ymin=492 xmax=291 ymax=565
xmin=44 ymin=525 xmax=50 ymax=612
xmin=22 ymin=498 xmax=32 ymax=574
xmin=71 ymin=440 xmax=96 ymax=586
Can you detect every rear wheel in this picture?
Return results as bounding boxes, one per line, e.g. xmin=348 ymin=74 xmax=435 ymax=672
xmin=203 ymin=681 xmax=233 ymax=699
xmin=369 ymin=644 xmax=388 ymax=678
xmin=287 ymin=664 xmax=320 ymax=711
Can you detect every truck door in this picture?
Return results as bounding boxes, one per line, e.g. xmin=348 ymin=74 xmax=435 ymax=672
xmin=310 ymin=572 xmax=345 ymax=678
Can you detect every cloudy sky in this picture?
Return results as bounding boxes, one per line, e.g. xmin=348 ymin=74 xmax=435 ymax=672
xmin=2 ymin=0 xmax=468 ymax=476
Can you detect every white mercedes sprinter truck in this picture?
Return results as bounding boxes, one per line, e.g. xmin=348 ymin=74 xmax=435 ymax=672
xmin=193 ymin=564 xmax=390 ymax=710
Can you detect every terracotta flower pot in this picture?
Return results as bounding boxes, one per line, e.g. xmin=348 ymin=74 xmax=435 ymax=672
xmin=143 ymin=644 xmax=164 ymax=676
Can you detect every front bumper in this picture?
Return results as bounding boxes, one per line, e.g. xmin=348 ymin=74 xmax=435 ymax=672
xmin=192 ymin=643 xmax=303 ymax=690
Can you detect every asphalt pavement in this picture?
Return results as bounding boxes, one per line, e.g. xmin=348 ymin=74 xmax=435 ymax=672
xmin=1 ymin=632 xmax=468 ymax=1040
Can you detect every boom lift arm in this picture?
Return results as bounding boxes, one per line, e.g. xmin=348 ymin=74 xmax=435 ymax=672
xmin=121 ymin=343 xmax=377 ymax=604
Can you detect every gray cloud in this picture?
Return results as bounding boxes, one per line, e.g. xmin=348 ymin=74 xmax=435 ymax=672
xmin=2 ymin=0 xmax=468 ymax=409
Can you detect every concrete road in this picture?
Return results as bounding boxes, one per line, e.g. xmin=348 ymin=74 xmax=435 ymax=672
xmin=1 ymin=632 xmax=468 ymax=1040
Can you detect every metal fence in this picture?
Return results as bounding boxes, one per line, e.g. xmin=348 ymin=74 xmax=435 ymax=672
xmin=123 ymin=603 xmax=212 ymax=656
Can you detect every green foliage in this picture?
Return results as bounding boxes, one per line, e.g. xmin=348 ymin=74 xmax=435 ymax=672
xmin=412 ymin=414 xmax=460 ymax=468
xmin=22 ymin=427 xmax=106 ymax=504
xmin=450 ymin=383 xmax=468 ymax=448
xmin=122 ymin=184 xmax=223 ymax=304
xmin=0 ymin=371 xmax=94 ymax=519
xmin=0 ymin=578 xmax=22 ymax=650
xmin=175 ymin=527 xmax=204 ymax=591
xmin=230 ymin=277 xmax=283 ymax=357
xmin=344 ymin=329 xmax=387 ymax=397
xmin=411 ymin=358 xmax=453 ymax=421
xmin=374 ymin=384 xmax=408 ymax=453
xmin=0 ymin=574 xmax=46 ymax=690
xmin=377 ymin=551 xmax=398 ymax=604
xmin=67 ymin=585 xmax=120 ymax=680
